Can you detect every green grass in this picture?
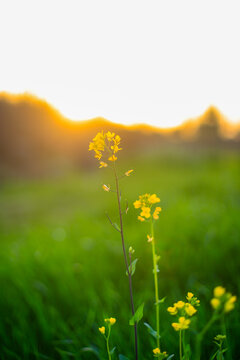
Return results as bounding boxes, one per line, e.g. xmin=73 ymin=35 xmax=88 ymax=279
xmin=0 ymin=149 xmax=240 ymax=359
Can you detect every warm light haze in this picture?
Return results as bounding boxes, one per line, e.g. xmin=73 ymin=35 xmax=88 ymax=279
xmin=1 ymin=0 xmax=240 ymax=127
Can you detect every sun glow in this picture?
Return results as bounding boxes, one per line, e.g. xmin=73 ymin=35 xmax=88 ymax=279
xmin=1 ymin=0 xmax=240 ymax=128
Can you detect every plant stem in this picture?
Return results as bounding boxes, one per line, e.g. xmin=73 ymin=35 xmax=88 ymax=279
xmin=150 ymin=217 xmax=160 ymax=351
xmin=195 ymin=315 xmax=217 ymax=360
xmin=106 ymin=325 xmax=111 ymax=360
xmin=113 ymin=162 xmax=138 ymax=360
xmin=179 ymin=330 xmax=183 ymax=360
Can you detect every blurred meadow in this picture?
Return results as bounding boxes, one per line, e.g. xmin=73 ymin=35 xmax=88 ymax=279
xmin=0 ymin=95 xmax=240 ymax=359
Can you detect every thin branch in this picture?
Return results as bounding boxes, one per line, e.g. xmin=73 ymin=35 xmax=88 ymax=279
xmin=105 ymin=212 xmax=121 ymax=232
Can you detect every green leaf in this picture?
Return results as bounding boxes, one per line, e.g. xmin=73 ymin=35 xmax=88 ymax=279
xmin=129 ymin=303 xmax=144 ymax=325
xmin=110 ymin=347 xmax=116 ymax=355
xmin=126 ymin=258 xmax=138 ymax=276
xmin=155 ymin=297 xmax=166 ymax=305
xmin=167 ymin=355 xmax=175 ymax=360
xmin=119 ymin=355 xmax=130 ymax=360
xmin=81 ymin=347 xmax=100 ymax=359
xmin=114 ymin=223 xmax=121 ymax=232
xmin=144 ymin=322 xmax=160 ymax=339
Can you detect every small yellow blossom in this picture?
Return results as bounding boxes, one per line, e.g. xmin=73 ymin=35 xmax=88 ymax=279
xmin=174 ymin=301 xmax=185 ymax=309
xmin=140 ymin=207 xmax=151 ymax=219
xmin=214 ymin=286 xmax=226 ymax=298
xmin=224 ymin=295 xmax=237 ymax=313
xmin=149 ymin=194 xmax=160 ymax=204
xmin=147 ymin=234 xmax=153 ymax=243
xmin=211 ymin=298 xmax=221 ymax=309
xmin=172 ymin=317 xmax=191 ymax=331
xmin=108 ymin=155 xmax=117 ymax=162
xmin=153 ymin=207 xmax=162 ymax=220
xmin=153 ymin=348 xmax=161 ymax=355
xmin=99 ymin=326 xmax=105 ymax=335
xmin=102 ymin=184 xmax=110 ymax=192
xmin=167 ymin=306 xmax=177 ymax=315
xmin=185 ymin=303 xmax=197 ymax=316
xmin=138 ymin=216 xmax=145 ymax=222
xmin=99 ymin=161 xmax=108 ymax=168
xmin=104 ymin=317 xmax=116 ymax=325
xmin=106 ymin=131 xmax=115 ymax=141
xmin=134 ymin=200 xmax=142 ymax=209
xmin=125 ymin=169 xmax=134 ymax=176
xmin=186 ymin=292 xmax=194 ymax=301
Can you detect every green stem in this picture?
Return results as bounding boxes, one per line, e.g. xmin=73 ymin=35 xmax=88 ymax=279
xmin=221 ymin=315 xmax=231 ymax=360
xmin=113 ymin=161 xmax=138 ymax=360
xmin=106 ymin=325 xmax=111 ymax=360
xmin=150 ymin=217 xmax=160 ymax=351
xmin=179 ymin=330 xmax=183 ymax=360
xmin=195 ymin=315 xmax=217 ymax=360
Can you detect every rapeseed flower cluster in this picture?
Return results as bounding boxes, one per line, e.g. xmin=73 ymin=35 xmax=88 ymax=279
xmin=168 ymin=292 xmax=200 ymax=331
xmin=152 ymin=348 xmax=168 ymax=359
xmin=211 ymin=286 xmax=237 ymax=313
xmin=89 ymin=131 xmax=122 ymax=165
xmin=133 ymin=193 xmax=162 ymax=222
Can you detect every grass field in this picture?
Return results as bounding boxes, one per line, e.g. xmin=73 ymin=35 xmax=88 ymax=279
xmin=0 ymin=149 xmax=240 ymax=359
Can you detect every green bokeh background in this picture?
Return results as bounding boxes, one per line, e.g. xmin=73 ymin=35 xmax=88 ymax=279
xmin=0 ymin=149 xmax=239 ymax=359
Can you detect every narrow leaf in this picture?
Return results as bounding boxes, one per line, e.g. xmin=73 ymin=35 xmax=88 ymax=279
xmin=119 ymin=355 xmax=130 ymax=360
xmin=126 ymin=258 xmax=138 ymax=276
xmin=144 ymin=322 xmax=160 ymax=339
xmin=110 ymin=347 xmax=116 ymax=355
xmin=129 ymin=303 xmax=144 ymax=325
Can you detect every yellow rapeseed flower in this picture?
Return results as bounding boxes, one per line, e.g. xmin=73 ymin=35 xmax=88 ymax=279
xmin=211 ymin=298 xmax=221 ymax=309
xmin=167 ymin=306 xmax=177 ymax=315
xmin=174 ymin=301 xmax=185 ymax=309
xmin=140 ymin=206 xmax=151 ymax=219
xmin=108 ymin=155 xmax=117 ymax=162
xmin=149 ymin=194 xmax=160 ymax=204
xmin=186 ymin=292 xmax=194 ymax=301
xmin=153 ymin=206 xmax=162 ymax=220
xmin=102 ymin=184 xmax=110 ymax=192
xmin=138 ymin=216 xmax=145 ymax=222
xmin=172 ymin=317 xmax=191 ymax=331
xmin=99 ymin=161 xmax=108 ymax=168
xmin=125 ymin=169 xmax=134 ymax=176
xmin=147 ymin=234 xmax=153 ymax=243
xmin=185 ymin=303 xmax=197 ymax=316
xmin=99 ymin=326 xmax=105 ymax=335
xmin=214 ymin=286 xmax=226 ymax=298
xmin=133 ymin=200 xmax=142 ymax=209
xmin=224 ymin=295 xmax=237 ymax=313
xmin=106 ymin=131 xmax=115 ymax=141
xmin=104 ymin=317 xmax=116 ymax=325
xmin=153 ymin=348 xmax=161 ymax=355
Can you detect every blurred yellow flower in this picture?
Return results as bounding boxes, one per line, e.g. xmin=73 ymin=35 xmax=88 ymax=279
xmin=102 ymin=184 xmax=110 ymax=192
xmin=133 ymin=200 xmax=142 ymax=209
xmin=99 ymin=161 xmax=108 ymax=168
xmin=147 ymin=234 xmax=153 ymax=243
xmin=153 ymin=348 xmax=161 ymax=355
xmin=108 ymin=155 xmax=117 ymax=162
xmin=172 ymin=317 xmax=190 ymax=331
xmin=138 ymin=216 xmax=145 ymax=222
xmin=99 ymin=326 xmax=105 ymax=335
xmin=153 ymin=207 xmax=162 ymax=220
xmin=214 ymin=286 xmax=226 ymax=298
xmin=185 ymin=303 xmax=197 ymax=316
xmin=140 ymin=206 xmax=151 ymax=218
xmin=104 ymin=317 xmax=116 ymax=325
xmin=224 ymin=295 xmax=237 ymax=312
xmin=149 ymin=194 xmax=160 ymax=204
xmin=186 ymin=292 xmax=194 ymax=301
xmin=167 ymin=306 xmax=177 ymax=315
xmin=211 ymin=298 xmax=220 ymax=309
xmin=174 ymin=301 xmax=185 ymax=309
xmin=125 ymin=169 xmax=134 ymax=176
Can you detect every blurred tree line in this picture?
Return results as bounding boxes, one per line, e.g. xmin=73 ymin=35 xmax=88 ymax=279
xmin=0 ymin=94 xmax=239 ymax=178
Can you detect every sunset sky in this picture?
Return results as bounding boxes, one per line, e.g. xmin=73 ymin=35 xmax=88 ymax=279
xmin=1 ymin=0 xmax=240 ymax=127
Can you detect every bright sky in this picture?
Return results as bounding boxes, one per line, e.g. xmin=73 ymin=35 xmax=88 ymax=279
xmin=1 ymin=0 xmax=240 ymax=127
